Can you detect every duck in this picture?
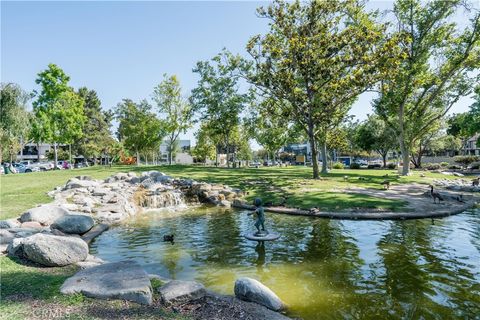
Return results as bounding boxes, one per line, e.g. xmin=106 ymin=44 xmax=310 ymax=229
xmin=163 ymin=234 xmax=174 ymax=243
xmin=429 ymin=185 xmax=444 ymax=204
xmin=381 ymin=180 xmax=390 ymax=190
xmin=472 ymin=178 xmax=479 ymax=187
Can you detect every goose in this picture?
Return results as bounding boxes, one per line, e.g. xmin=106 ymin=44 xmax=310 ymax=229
xmin=473 ymin=178 xmax=479 ymax=187
xmin=381 ymin=180 xmax=390 ymax=190
xmin=429 ymin=185 xmax=444 ymax=204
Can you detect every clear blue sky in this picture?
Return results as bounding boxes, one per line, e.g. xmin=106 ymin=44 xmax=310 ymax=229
xmin=1 ymin=1 xmax=476 ymax=148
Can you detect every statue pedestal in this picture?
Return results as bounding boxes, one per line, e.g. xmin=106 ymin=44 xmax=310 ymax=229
xmin=244 ymin=233 xmax=280 ymax=241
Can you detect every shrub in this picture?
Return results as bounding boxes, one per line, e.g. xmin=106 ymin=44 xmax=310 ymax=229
xmin=469 ymin=161 xmax=480 ymax=170
xmin=454 ymin=155 xmax=480 ymax=167
xmin=333 ymin=162 xmax=345 ymax=169
xmin=426 ymin=163 xmax=441 ymax=170
xmin=387 ymin=163 xmax=397 ymax=169
xmin=350 ymin=163 xmax=361 ymax=169
xmin=368 ymin=164 xmax=382 ymax=169
xmin=448 ymin=164 xmax=461 ymax=170
xmin=440 ymin=162 xmax=449 ymax=167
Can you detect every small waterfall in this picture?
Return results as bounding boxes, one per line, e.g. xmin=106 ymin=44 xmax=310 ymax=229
xmin=139 ymin=189 xmax=186 ymax=209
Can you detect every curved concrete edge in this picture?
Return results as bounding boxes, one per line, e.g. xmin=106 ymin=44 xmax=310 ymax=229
xmin=232 ymin=201 xmax=479 ymax=221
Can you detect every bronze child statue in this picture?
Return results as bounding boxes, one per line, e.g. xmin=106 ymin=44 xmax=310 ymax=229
xmin=248 ymin=198 xmax=268 ymax=236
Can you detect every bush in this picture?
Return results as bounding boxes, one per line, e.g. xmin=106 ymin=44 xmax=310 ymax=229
xmin=448 ymin=164 xmax=461 ymax=170
xmin=426 ymin=163 xmax=441 ymax=170
xmin=469 ymin=161 xmax=480 ymax=170
xmin=386 ymin=163 xmax=397 ymax=169
xmin=333 ymin=162 xmax=345 ymax=169
xmin=454 ymin=155 xmax=480 ymax=167
xmin=349 ymin=163 xmax=361 ymax=169
xmin=367 ymin=164 xmax=382 ymax=169
xmin=440 ymin=162 xmax=449 ymax=167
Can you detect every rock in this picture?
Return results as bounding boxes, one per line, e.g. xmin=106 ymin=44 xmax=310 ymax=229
xmin=0 ymin=219 xmax=21 ymax=229
xmin=51 ymin=214 xmax=94 ymax=234
xmin=441 ymin=171 xmax=453 ymax=175
xmin=0 ymin=229 xmax=14 ymax=245
xmin=60 ymin=261 xmax=152 ymax=305
xmin=20 ymin=221 xmax=43 ymax=229
xmin=128 ymin=177 xmax=140 ymax=184
xmin=75 ymin=175 xmax=93 ymax=181
xmin=127 ymin=172 xmax=137 ymax=178
xmin=219 ymin=200 xmax=231 ymax=207
xmin=65 ymin=178 xmax=100 ymax=189
xmin=234 ymin=277 xmax=285 ymax=312
xmin=157 ymin=280 xmax=206 ymax=305
xmin=7 ymin=237 xmax=25 ymax=257
xmin=13 ymin=233 xmax=88 ymax=267
xmin=453 ymin=172 xmax=464 ymax=177
xmin=75 ymin=254 xmax=105 ymax=269
xmin=20 ymin=205 xmax=70 ymax=225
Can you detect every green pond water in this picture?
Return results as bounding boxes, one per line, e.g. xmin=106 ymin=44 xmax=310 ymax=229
xmin=90 ymin=207 xmax=480 ymax=320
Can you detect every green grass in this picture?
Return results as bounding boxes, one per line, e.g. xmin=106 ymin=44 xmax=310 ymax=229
xmin=1 ymin=164 xmax=464 ymax=219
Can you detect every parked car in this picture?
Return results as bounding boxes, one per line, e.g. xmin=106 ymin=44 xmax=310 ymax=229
xmin=0 ymin=166 xmax=4 ymax=175
xmin=74 ymin=162 xmax=88 ymax=168
xmin=56 ymin=160 xmax=71 ymax=169
xmin=250 ymin=161 xmax=261 ymax=167
xmin=12 ymin=163 xmax=40 ymax=173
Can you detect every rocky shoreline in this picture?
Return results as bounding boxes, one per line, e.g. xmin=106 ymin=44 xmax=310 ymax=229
xmin=1 ymin=171 xmax=291 ymax=320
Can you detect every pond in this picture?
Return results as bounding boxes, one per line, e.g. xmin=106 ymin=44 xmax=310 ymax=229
xmin=90 ymin=207 xmax=480 ymax=320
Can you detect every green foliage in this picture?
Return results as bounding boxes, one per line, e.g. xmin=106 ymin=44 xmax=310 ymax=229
xmin=192 ymin=122 xmax=216 ymax=164
xmin=387 ymin=163 xmax=397 ymax=170
xmin=454 ymin=155 xmax=479 ymax=167
xmin=333 ymin=162 xmax=345 ymax=169
xmin=374 ymin=0 xmax=480 ymax=175
xmin=74 ymin=87 xmax=114 ymax=161
xmin=354 ymin=115 xmax=398 ymax=166
xmin=246 ymin=0 xmax=404 ymax=178
xmin=47 ymin=148 xmax=69 ymax=161
xmin=153 ymin=74 xmax=194 ymax=164
xmin=350 ymin=163 xmax=361 ymax=169
xmin=0 ymin=83 xmax=31 ymax=163
xmin=440 ymin=162 xmax=449 ymax=167
xmin=191 ymin=50 xmax=252 ymax=167
xmin=116 ymin=99 xmax=166 ymax=163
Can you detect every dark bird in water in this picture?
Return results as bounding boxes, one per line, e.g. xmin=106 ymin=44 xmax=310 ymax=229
xmin=430 ymin=185 xmax=444 ymax=204
xmin=381 ymin=180 xmax=390 ymax=190
xmin=163 ymin=234 xmax=174 ymax=243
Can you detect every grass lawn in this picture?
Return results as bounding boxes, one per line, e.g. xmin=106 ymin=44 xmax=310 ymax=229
xmin=0 ymin=164 xmax=464 ymax=220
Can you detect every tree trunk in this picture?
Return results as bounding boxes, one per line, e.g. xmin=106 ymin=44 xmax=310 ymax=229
xmin=308 ymin=136 xmax=320 ymax=179
xmin=136 ymin=151 xmax=140 ymax=166
xmin=381 ymin=152 xmax=387 ymax=168
xmin=69 ymin=144 xmax=72 ymax=165
xmin=37 ymin=142 xmax=40 ymax=162
xmin=399 ymin=139 xmax=410 ymax=176
xmin=53 ymin=142 xmax=58 ymax=169
xmin=320 ymin=142 xmax=328 ymax=174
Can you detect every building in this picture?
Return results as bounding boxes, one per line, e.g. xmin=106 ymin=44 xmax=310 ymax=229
xmin=159 ymin=139 xmax=193 ymax=164
xmin=16 ymin=143 xmax=53 ymax=161
xmin=464 ymin=134 xmax=479 ymax=155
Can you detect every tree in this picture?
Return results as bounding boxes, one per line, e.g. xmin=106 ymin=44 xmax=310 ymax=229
xmin=374 ymin=0 xmax=480 ymax=175
xmin=246 ymin=0 xmax=404 ymax=178
xmin=191 ymin=122 xmax=216 ymax=165
xmin=354 ymin=115 xmax=398 ymax=167
xmin=0 ymin=83 xmax=31 ymax=163
xmin=410 ymin=121 xmax=442 ymax=168
xmin=33 ymin=64 xmax=85 ymax=168
xmin=191 ymin=50 xmax=252 ymax=168
xmin=153 ymin=74 xmax=194 ymax=165
xmin=74 ymin=87 xmax=114 ymax=164
xmin=115 ymin=99 xmax=165 ymax=165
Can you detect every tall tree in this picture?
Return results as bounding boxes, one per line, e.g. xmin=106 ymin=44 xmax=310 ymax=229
xmin=191 ymin=50 xmax=252 ymax=168
xmin=33 ymin=64 xmax=85 ymax=168
xmin=0 ymin=83 xmax=31 ymax=163
xmin=192 ymin=122 xmax=216 ymax=165
xmin=246 ymin=0 xmax=404 ymax=178
xmin=153 ymin=74 xmax=194 ymax=165
xmin=374 ymin=0 xmax=480 ymax=175
xmin=74 ymin=87 xmax=114 ymax=164
xmin=115 ymin=99 xmax=165 ymax=165
xmin=354 ymin=115 xmax=398 ymax=167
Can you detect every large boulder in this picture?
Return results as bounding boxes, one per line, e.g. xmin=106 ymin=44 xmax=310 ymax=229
xmin=157 ymin=280 xmax=206 ymax=306
xmin=0 ymin=229 xmax=14 ymax=245
xmin=51 ymin=215 xmax=94 ymax=234
xmin=20 ymin=205 xmax=70 ymax=225
xmin=11 ymin=233 xmax=88 ymax=267
xmin=234 ymin=277 xmax=285 ymax=312
xmin=60 ymin=261 xmax=152 ymax=305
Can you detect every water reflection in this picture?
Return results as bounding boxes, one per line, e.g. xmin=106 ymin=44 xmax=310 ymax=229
xmin=90 ymin=207 xmax=480 ymax=320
